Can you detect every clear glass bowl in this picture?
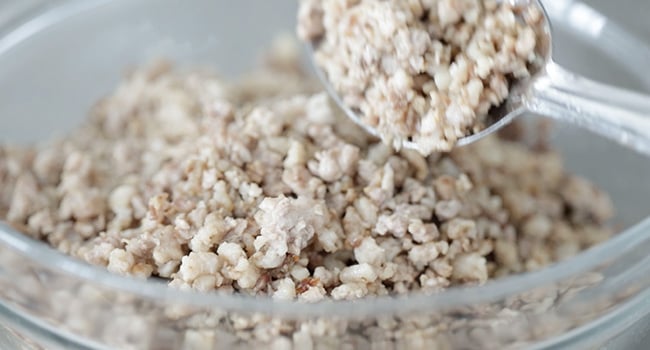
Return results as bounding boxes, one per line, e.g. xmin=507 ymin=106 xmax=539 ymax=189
xmin=1 ymin=1 xmax=650 ymax=349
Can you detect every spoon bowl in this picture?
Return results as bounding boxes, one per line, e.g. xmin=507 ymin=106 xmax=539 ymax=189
xmin=310 ymin=0 xmax=650 ymax=155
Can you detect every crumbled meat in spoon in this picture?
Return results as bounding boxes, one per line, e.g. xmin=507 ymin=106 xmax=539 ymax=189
xmin=299 ymin=0 xmax=543 ymax=154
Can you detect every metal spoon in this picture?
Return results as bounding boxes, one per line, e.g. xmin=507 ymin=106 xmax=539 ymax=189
xmin=310 ymin=0 xmax=650 ymax=154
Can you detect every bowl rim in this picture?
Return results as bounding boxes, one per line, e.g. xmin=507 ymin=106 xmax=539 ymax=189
xmin=1 ymin=0 xmax=650 ymax=318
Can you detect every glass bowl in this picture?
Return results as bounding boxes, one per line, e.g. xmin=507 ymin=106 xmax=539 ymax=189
xmin=1 ymin=1 xmax=650 ymax=349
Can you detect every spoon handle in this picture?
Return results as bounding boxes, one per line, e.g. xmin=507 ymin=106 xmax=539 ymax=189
xmin=526 ymin=62 xmax=650 ymax=155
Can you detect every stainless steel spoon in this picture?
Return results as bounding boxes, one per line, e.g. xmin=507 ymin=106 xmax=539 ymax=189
xmin=310 ymin=0 xmax=650 ymax=154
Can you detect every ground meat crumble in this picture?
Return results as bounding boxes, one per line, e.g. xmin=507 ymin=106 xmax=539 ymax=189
xmin=0 ymin=38 xmax=613 ymax=305
xmin=298 ymin=0 xmax=545 ymax=154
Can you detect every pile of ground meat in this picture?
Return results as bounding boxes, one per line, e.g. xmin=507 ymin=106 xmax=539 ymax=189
xmin=299 ymin=0 xmax=544 ymax=154
xmin=0 ymin=37 xmax=612 ymax=303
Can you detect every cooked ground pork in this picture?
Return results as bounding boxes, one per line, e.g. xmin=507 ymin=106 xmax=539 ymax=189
xmin=0 ymin=42 xmax=612 ymax=303
xmin=298 ymin=0 xmax=544 ymax=154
